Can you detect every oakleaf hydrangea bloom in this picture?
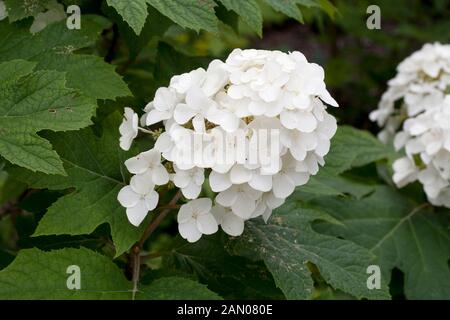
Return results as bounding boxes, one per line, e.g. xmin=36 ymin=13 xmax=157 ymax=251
xmin=118 ymin=49 xmax=339 ymax=242
xmin=370 ymin=43 xmax=450 ymax=208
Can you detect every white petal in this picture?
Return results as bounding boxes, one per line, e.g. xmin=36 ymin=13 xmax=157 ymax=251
xmin=215 ymin=187 xmax=238 ymax=207
xmin=298 ymin=132 xmax=318 ymax=151
xmin=125 ymin=156 xmax=149 ymax=175
xmin=196 ymin=213 xmax=218 ymax=235
xmin=193 ymin=168 xmax=205 ymax=185
xmin=209 ymin=170 xmax=232 ymax=192
xmin=203 ymin=60 xmax=228 ymax=96
xmin=289 ymin=145 xmax=307 ymax=161
xmin=221 ymin=212 xmax=244 ymax=236
xmin=174 ymin=103 xmax=197 ymax=124
xmin=144 ymin=190 xmax=159 ymax=211
xmin=248 ymin=173 xmax=272 ymax=192
xmin=211 ymin=205 xmax=226 ymax=224
xmin=262 ymin=208 xmax=273 ymax=223
xmin=145 ymin=109 xmax=172 ymax=126
xmin=259 ymin=85 xmax=280 ymax=102
xmin=117 ymin=186 xmax=140 ymax=208
xmin=230 ymin=164 xmax=252 ymax=184
xmin=155 ymin=132 xmax=172 ymax=153
xmin=280 ymin=110 xmax=298 ymax=129
xmin=182 ymin=182 xmax=202 ymax=199
xmin=151 ymin=165 xmax=169 ymax=185
xmin=296 ymin=112 xmax=317 ymax=133
xmin=228 ymin=85 xmax=247 ymax=99
xmin=126 ymin=201 xmax=149 ymax=227
xmin=191 ymin=198 xmax=213 ymax=215
xmin=291 ymin=171 xmax=310 ymax=186
xmin=192 ymin=114 xmax=205 ymax=132
xmin=319 ymin=89 xmax=339 ymax=107
xmin=248 ymin=100 xmax=268 ymax=116
xmin=265 ymin=192 xmax=285 ymax=209
xmin=153 ymin=87 xmax=177 ymax=111
xmin=177 ymin=203 xmax=194 ymax=223
xmin=231 ymin=194 xmax=255 ymax=219
xmin=130 ymin=172 xmax=154 ymax=194
xmin=119 ymin=136 xmax=133 ymax=152
xmin=179 ymin=220 xmax=202 ymax=242
xmin=242 ymin=183 xmax=263 ymax=200
xmin=273 ymin=173 xmax=295 ymax=198
xmin=173 ymin=171 xmax=190 ymax=188
xmin=314 ymin=138 xmax=330 ymax=157
xmin=220 ymin=112 xmax=240 ymax=132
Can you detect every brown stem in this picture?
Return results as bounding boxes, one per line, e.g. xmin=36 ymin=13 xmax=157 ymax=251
xmin=140 ymin=251 xmax=162 ymax=261
xmin=128 ymin=190 xmax=183 ymax=298
xmin=131 ymin=245 xmax=140 ymax=300
xmin=157 ymin=204 xmax=181 ymax=210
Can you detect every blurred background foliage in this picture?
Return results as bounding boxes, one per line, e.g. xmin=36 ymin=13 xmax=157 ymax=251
xmin=1 ymin=0 xmax=449 ymax=300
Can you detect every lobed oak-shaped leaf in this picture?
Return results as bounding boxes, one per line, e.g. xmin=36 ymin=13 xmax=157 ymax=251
xmin=146 ymin=0 xmax=219 ymax=34
xmin=229 ymin=203 xmax=390 ymax=300
xmin=8 ymin=114 xmax=146 ymax=257
xmin=0 ymin=59 xmax=96 ymax=175
xmin=0 ymin=17 xmax=130 ymax=101
xmin=106 ymin=0 xmax=148 ymax=35
xmin=0 ymin=247 xmax=221 ymax=299
xmin=311 ymin=186 xmax=450 ymax=299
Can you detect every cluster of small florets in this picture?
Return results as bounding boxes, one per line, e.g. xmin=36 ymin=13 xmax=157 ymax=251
xmin=118 ymin=49 xmax=339 ymax=242
xmin=370 ymin=43 xmax=450 ymax=208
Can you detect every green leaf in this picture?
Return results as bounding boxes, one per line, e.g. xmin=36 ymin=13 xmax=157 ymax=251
xmin=0 ymin=247 xmax=221 ymax=299
xmin=3 ymin=0 xmax=51 ymax=22
xmin=140 ymin=277 xmax=222 ymax=300
xmin=295 ymin=0 xmax=338 ymax=19
xmin=312 ymin=186 xmax=450 ymax=299
xmin=110 ymin=5 xmax=172 ymax=59
xmin=229 ymin=202 xmax=390 ymax=300
xmin=8 ymin=114 xmax=146 ymax=257
xmin=146 ymin=0 xmax=219 ymax=33
xmin=323 ymin=126 xmax=396 ymax=175
xmin=0 ymin=60 xmax=96 ymax=175
xmin=263 ymin=0 xmax=303 ymax=23
xmin=218 ymin=0 xmax=262 ymax=36
xmin=300 ymin=173 xmax=375 ymax=198
xmin=0 ymin=247 xmax=131 ymax=299
xmin=0 ymin=17 xmax=130 ymax=100
xmin=164 ymin=235 xmax=284 ymax=299
xmin=154 ymin=42 xmax=209 ymax=88
xmin=298 ymin=126 xmax=393 ymax=198
xmin=106 ymin=0 xmax=148 ymax=35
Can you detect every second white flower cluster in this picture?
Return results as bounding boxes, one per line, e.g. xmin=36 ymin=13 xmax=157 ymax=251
xmin=371 ymin=43 xmax=450 ymax=208
xmin=118 ymin=48 xmax=339 ymax=242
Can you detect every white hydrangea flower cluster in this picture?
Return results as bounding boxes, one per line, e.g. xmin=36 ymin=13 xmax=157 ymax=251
xmin=118 ymin=48 xmax=339 ymax=242
xmin=370 ymin=43 xmax=450 ymax=208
